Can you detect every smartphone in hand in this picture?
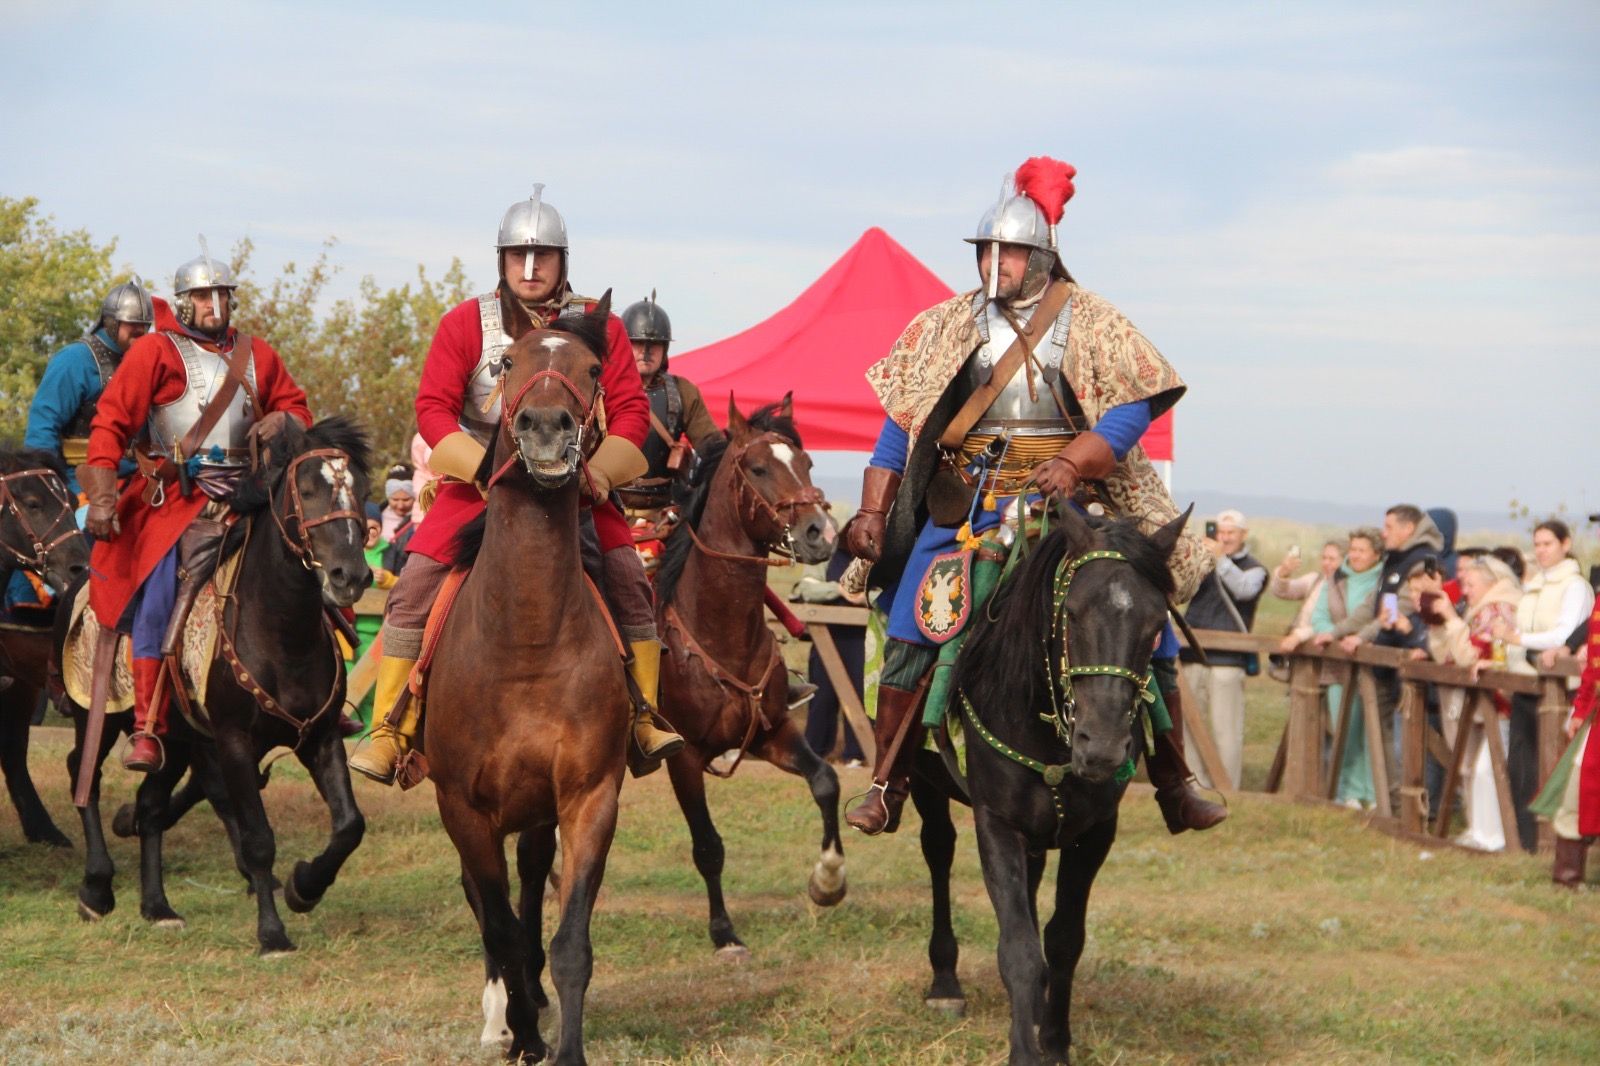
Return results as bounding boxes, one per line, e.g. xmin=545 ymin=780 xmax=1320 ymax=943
xmin=1381 ymin=591 xmax=1399 ymax=624
xmin=1205 ymin=520 xmax=1218 ymax=539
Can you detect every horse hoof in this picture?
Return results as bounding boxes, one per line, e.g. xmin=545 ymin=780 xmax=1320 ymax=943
xmin=282 ymin=863 xmax=322 ymax=914
xmin=714 ymin=944 xmax=751 ymax=964
xmin=258 ymin=935 xmax=298 ymax=958
xmin=507 ymin=1036 xmax=548 ymax=1063
xmin=806 ymin=878 xmax=847 ymax=908
xmin=76 ymin=899 xmax=108 ymax=923
xmin=924 ymin=996 xmax=967 ymax=1016
xmin=111 ymin=804 xmax=138 ymax=839
xmin=150 ymin=916 xmax=187 ymax=931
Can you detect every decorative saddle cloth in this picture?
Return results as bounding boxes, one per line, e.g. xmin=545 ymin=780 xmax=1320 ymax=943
xmin=61 ymin=554 xmax=239 ymax=729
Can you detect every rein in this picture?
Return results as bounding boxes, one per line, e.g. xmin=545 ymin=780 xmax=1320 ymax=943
xmin=0 ymin=467 xmax=83 ymax=572
xmin=684 ymin=431 xmax=828 ymax=567
xmin=957 ymin=547 xmax=1150 ymax=836
xmin=265 ymin=448 xmax=365 ymax=573
xmin=487 ymin=363 xmax=604 ymax=491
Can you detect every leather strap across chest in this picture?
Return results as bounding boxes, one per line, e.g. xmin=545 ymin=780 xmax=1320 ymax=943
xmin=939 ymin=280 xmax=1073 ymax=449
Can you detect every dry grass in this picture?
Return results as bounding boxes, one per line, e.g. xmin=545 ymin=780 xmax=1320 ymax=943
xmin=1 ymin=722 xmax=1596 ymax=1065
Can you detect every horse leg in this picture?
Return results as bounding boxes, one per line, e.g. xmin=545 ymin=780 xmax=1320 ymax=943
xmin=1039 ymin=817 xmax=1117 ymax=1065
xmin=911 ymin=768 xmax=964 ymax=1013
xmin=68 ymin=708 xmax=124 ymax=920
xmin=214 ymin=734 xmax=294 ymax=955
xmin=135 ymin=745 xmax=191 ymax=927
xmin=757 ymin=718 xmax=845 ymax=907
xmin=2 ymin=683 xmax=71 ymax=847
xmin=516 ymin=826 xmax=558 ymax=1013
xmin=283 ymin=729 xmax=366 ymax=914
xmin=665 ymin=747 xmax=744 ymax=957
xmin=112 ymin=764 xmax=207 ymax=838
xmin=440 ymin=796 xmax=545 ymax=1064
xmin=186 ymin=750 xmax=260 ymax=892
xmin=974 ymin=806 xmax=1048 ymax=1066
xmin=549 ymin=785 xmax=619 ymax=1066
xmin=1026 ymin=849 xmax=1047 ymax=930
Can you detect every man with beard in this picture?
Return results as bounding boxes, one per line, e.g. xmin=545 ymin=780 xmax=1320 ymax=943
xmin=351 ymin=187 xmax=684 ymax=785
xmin=842 ymin=157 xmax=1225 ymax=837
xmin=81 ymin=247 xmax=313 ymax=771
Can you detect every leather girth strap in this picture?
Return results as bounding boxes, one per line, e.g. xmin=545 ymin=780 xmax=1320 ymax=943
xmin=663 ymin=601 xmax=782 ymax=779
xmin=937 ymin=281 xmax=1073 ymax=449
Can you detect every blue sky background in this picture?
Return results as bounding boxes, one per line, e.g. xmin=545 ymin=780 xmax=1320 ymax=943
xmin=4 ymin=1 xmax=1596 ymax=518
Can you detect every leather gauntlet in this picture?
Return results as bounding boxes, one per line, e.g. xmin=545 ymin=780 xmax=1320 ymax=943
xmin=78 ymin=464 xmax=121 ymax=541
xmin=844 ymin=466 xmax=901 ymax=562
xmin=1032 ymin=432 xmax=1114 ymax=499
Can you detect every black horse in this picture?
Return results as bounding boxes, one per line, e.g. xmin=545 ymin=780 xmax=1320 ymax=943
xmin=912 ymin=504 xmax=1190 ymax=1065
xmin=0 ymin=445 xmax=89 ymax=847
xmin=63 ymin=416 xmax=373 ymax=954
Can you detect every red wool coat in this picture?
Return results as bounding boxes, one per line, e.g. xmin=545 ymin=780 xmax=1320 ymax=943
xmin=85 ymin=324 xmax=311 ymax=627
xmin=1568 ymin=602 xmax=1600 ymax=836
xmin=403 ymin=294 xmax=649 ymax=564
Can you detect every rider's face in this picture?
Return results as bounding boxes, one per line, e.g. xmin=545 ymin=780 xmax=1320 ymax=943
xmin=633 ymin=341 xmax=666 ymax=380
xmin=502 ymin=248 xmax=562 ymax=304
xmin=113 ymin=321 xmax=149 ymax=350
xmin=976 ymin=243 xmax=1032 ymax=301
xmin=188 ymin=288 xmax=230 ymax=334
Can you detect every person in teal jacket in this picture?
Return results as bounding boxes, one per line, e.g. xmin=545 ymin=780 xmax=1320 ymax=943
xmin=24 ymin=279 xmax=155 ymax=495
xmin=1309 ymin=529 xmax=1384 ymax=805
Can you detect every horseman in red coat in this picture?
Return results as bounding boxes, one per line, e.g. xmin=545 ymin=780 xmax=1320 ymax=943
xmin=1550 ymin=600 xmax=1600 ymax=886
xmin=350 ymin=186 xmax=685 ymax=784
xmin=81 ymin=247 xmax=313 ymax=771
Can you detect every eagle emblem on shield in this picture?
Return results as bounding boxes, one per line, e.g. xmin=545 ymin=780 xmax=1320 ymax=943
xmin=915 ymin=550 xmax=973 ymax=644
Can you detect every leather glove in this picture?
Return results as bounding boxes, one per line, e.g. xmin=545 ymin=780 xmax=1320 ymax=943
xmin=1031 ymin=431 xmax=1115 ymax=499
xmin=78 ymin=464 xmax=121 ymax=541
xmin=247 ymin=410 xmax=295 ymax=444
xmin=429 ymin=431 xmax=488 ymax=485
xmin=844 ymin=466 xmax=901 ymax=562
xmin=586 ymin=436 xmax=648 ymax=501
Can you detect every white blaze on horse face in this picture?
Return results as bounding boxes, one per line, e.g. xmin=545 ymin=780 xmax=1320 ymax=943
xmin=481 ymin=977 xmax=510 ymax=1045
xmin=539 ymin=336 xmax=567 ymax=352
xmin=1107 ymin=581 xmax=1135 ymax=614
xmin=319 ymin=457 xmax=357 ymax=542
xmin=769 ymin=442 xmax=797 ymax=477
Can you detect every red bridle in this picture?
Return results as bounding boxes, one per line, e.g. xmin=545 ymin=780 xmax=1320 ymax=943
xmin=0 ymin=467 xmax=84 ymax=573
xmin=487 ymin=359 xmax=605 ymax=490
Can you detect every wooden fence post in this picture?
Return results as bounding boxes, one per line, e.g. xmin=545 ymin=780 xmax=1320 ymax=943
xmin=1282 ymin=655 xmax=1324 ymax=800
xmin=1399 ymin=679 xmax=1428 ymax=834
xmin=1537 ymin=677 xmax=1568 ymax=854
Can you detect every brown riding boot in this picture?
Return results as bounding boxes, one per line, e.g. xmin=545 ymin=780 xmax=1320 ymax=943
xmin=845 ymin=684 xmax=924 ymax=836
xmin=1147 ymin=683 xmax=1228 ymax=834
xmin=124 ymin=658 xmax=168 ymax=773
xmin=1553 ymin=837 xmax=1589 ymax=888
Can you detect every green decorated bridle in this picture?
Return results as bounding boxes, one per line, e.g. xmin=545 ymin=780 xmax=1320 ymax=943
xmin=958 ymin=547 xmax=1154 ymax=830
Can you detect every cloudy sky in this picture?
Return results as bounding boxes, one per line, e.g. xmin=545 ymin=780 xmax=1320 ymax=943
xmin=4 ymin=1 xmax=1596 ymax=517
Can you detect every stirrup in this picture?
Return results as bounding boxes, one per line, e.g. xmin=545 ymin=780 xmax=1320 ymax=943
xmin=124 ymin=731 xmax=167 ymax=772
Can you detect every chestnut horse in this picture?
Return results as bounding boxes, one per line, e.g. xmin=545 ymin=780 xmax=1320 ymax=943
xmin=61 ymin=416 xmax=373 ymax=953
xmin=426 ymin=296 xmax=630 ymax=1065
xmin=653 ymin=397 xmax=838 ymax=957
xmin=0 ymin=446 xmax=88 ymax=847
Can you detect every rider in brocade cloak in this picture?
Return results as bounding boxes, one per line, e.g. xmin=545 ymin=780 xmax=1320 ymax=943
xmin=350 ymin=187 xmax=686 ymax=785
xmin=842 ymin=157 xmax=1228 ymax=837
xmin=81 ymin=249 xmax=314 ymax=772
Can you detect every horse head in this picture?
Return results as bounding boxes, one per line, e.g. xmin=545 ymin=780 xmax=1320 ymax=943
xmin=1051 ymin=503 xmax=1191 ymax=781
xmin=0 ymin=447 xmax=88 ymax=595
xmin=498 ymin=292 xmax=610 ymax=490
xmin=724 ymin=392 xmax=835 ymax=564
xmin=241 ymin=416 xmax=374 ymax=609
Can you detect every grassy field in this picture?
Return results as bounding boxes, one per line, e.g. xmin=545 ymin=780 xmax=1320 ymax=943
xmin=1 ymin=714 xmax=1596 ymax=1066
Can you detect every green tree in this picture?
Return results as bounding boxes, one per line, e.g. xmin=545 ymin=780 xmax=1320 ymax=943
xmin=0 ymin=197 xmax=120 ymax=441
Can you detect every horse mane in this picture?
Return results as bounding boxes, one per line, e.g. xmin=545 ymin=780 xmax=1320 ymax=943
xmin=544 ymin=310 xmax=610 ymax=363
xmin=956 ymin=514 xmax=1174 ymax=714
xmin=653 ymin=401 xmax=801 ymax=607
xmin=0 ymin=441 xmax=70 ymax=481
xmin=229 ymin=415 xmax=373 ymax=517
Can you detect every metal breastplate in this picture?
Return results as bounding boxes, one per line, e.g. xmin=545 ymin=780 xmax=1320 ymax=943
xmin=461 ymin=294 xmax=513 ymax=446
xmin=640 ymin=375 xmax=684 ymax=479
xmin=62 ymin=334 xmax=121 ymax=439
xmin=146 ymin=333 xmax=257 ymax=464
xmin=966 ymin=293 xmax=1075 ymax=432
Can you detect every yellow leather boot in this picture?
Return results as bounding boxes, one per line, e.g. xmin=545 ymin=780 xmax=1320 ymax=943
xmin=349 ymin=657 xmax=421 ymax=784
xmin=628 ymin=639 xmax=685 ymax=761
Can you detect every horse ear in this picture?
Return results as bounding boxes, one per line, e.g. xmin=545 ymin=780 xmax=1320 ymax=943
xmin=727 ymin=393 xmax=750 ymax=439
xmin=1052 ymin=498 xmax=1096 ymax=554
xmin=778 ymin=390 xmax=794 ymax=422
xmin=591 ymin=288 xmax=612 ymax=322
xmin=1150 ymin=504 xmax=1194 ymax=561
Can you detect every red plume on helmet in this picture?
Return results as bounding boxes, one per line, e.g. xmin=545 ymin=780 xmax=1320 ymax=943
xmin=1014 ymin=156 xmax=1077 ymax=226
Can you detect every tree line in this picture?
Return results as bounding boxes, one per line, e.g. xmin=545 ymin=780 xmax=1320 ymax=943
xmin=0 ymin=196 xmax=473 ymax=472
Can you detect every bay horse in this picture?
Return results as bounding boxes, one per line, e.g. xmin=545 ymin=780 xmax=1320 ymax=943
xmin=0 ymin=446 xmax=88 ymax=847
xmin=652 ymin=396 xmax=839 ymax=957
xmin=426 ymin=296 xmax=630 ymax=1065
xmin=911 ymin=504 xmax=1190 ymax=1064
xmin=61 ymin=415 xmax=373 ymax=954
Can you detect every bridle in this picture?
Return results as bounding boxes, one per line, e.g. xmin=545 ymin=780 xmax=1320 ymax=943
xmin=486 ymin=349 xmax=604 ymax=490
xmin=958 ymin=547 xmax=1154 ymax=832
xmin=0 ymin=467 xmax=84 ymax=574
xmin=265 ymin=448 xmax=365 ymax=573
xmin=685 ymin=430 xmax=829 ymax=566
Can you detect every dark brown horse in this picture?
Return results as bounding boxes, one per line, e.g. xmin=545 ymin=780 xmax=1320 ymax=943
xmin=653 ymin=397 xmax=839 ymax=957
xmin=0 ymin=446 xmax=88 ymax=847
xmin=426 ymin=296 xmax=630 ymax=1065
xmin=61 ymin=416 xmax=373 ymax=954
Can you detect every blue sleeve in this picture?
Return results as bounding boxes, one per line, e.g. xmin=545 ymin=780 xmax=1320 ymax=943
xmin=24 ymin=347 xmax=92 ymax=456
xmin=1091 ymin=399 xmax=1152 ymax=461
xmin=868 ymin=416 xmax=909 ymax=473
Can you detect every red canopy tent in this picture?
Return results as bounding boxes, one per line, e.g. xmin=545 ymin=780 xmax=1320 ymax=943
xmin=670 ymin=227 xmax=1172 ymax=461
